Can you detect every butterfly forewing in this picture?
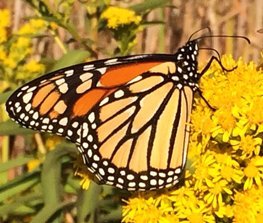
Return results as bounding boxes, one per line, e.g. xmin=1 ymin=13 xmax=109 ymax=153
xmin=6 ymin=40 xmax=200 ymax=191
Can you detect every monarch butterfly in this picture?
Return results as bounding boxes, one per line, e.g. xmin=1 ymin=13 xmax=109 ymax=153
xmin=5 ymin=33 xmax=249 ymax=191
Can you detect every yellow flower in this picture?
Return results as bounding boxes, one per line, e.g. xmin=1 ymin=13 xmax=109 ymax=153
xmin=231 ymin=135 xmax=262 ymax=159
xmin=199 ymin=55 xmax=263 ymax=145
xmin=45 ymin=136 xmax=62 ymax=150
xmin=243 ymin=156 xmax=263 ymax=190
xmin=27 ymin=159 xmax=41 ymax=171
xmin=233 ymin=186 xmax=263 ymax=223
xmin=204 ymin=180 xmax=232 ymax=208
xmin=0 ymin=9 xmax=11 ymax=28
xmin=101 ymin=7 xmax=141 ymax=29
xmin=0 ymin=28 xmax=7 ymax=43
xmin=75 ymin=167 xmax=91 ymax=190
xmin=214 ymin=153 xmax=244 ymax=183
xmin=211 ymin=108 xmax=236 ymax=142
xmin=192 ymin=152 xmax=218 ymax=190
xmin=123 ymin=195 xmax=176 ymax=223
xmin=0 ymin=47 xmax=7 ymax=60
xmin=192 ymin=106 xmax=215 ymax=135
xmin=15 ymin=37 xmax=31 ymax=48
xmin=176 ymin=199 xmax=215 ymax=223
xmin=18 ymin=19 xmax=47 ymax=35
xmin=248 ymin=97 xmax=263 ymax=125
xmin=215 ymin=204 xmax=233 ymax=218
xmin=3 ymin=57 xmax=16 ymax=69
xmin=23 ymin=60 xmax=45 ymax=73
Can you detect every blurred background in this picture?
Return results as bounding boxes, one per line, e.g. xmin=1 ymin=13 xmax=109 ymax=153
xmin=0 ymin=0 xmax=262 ymax=223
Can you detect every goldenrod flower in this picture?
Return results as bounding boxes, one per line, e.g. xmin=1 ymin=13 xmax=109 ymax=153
xmin=0 ymin=28 xmax=7 ymax=43
xmin=18 ymin=19 xmax=47 ymax=35
xmin=45 ymin=136 xmax=62 ymax=151
xmin=123 ymin=195 xmax=177 ymax=223
xmin=192 ymin=152 xmax=218 ymax=190
xmin=215 ymin=204 xmax=233 ymax=219
xmin=204 ymin=179 xmax=232 ymax=208
xmin=215 ymin=153 xmax=243 ymax=183
xmin=23 ymin=60 xmax=45 ymax=73
xmin=231 ymin=135 xmax=262 ymax=159
xmin=243 ymin=156 xmax=263 ymax=190
xmin=101 ymin=6 xmax=141 ymax=29
xmin=233 ymin=186 xmax=263 ymax=223
xmin=0 ymin=9 xmax=11 ymax=28
xmin=27 ymin=159 xmax=41 ymax=171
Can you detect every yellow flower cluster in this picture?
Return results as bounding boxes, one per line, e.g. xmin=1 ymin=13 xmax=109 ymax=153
xmin=123 ymin=55 xmax=263 ymax=223
xmin=0 ymin=9 xmax=46 ymax=92
xmin=0 ymin=9 xmax=10 ymax=43
xmin=101 ymin=6 xmax=141 ymax=29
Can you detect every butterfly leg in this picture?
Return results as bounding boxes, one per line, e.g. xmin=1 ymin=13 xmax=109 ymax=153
xmin=196 ymin=88 xmax=216 ymax=111
xmin=199 ymin=55 xmax=237 ymax=77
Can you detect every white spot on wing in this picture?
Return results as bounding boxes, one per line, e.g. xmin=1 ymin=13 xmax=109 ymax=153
xmin=104 ymin=58 xmax=118 ymax=65
xmin=79 ymin=72 xmax=93 ymax=82
xmin=177 ymin=67 xmax=183 ymax=73
xmin=65 ymin=69 xmax=74 ymax=76
xmin=27 ymin=86 xmax=37 ymax=92
xmin=172 ymin=76 xmax=179 ymax=81
xmin=97 ymin=67 xmax=107 ymax=74
xmin=33 ymin=112 xmax=39 ymax=120
xmin=43 ymin=118 xmax=50 ymax=124
xmin=22 ymin=92 xmax=33 ymax=104
xmin=59 ymin=117 xmax=68 ymax=126
xmin=25 ymin=104 xmax=31 ymax=112
xmin=114 ymin=90 xmax=124 ymax=98
xmin=127 ymin=75 xmax=143 ymax=84
xmin=177 ymin=54 xmax=183 ymax=60
xmin=99 ymin=97 xmax=109 ymax=106
xmin=55 ymin=78 xmax=65 ymax=85
xmin=21 ymin=85 xmax=29 ymax=91
xmin=83 ymin=64 xmax=95 ymax=71
xmin=88 ymin=112 xmax=95 ymax=123
xmin=59 ymin=83 xmax=69 ymax=94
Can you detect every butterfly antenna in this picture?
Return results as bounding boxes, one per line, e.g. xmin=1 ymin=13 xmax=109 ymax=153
xmin=195 ymin=35 xmax=250 ymax=44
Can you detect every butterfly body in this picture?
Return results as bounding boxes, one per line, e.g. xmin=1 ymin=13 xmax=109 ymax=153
xmin=6 ymin=40 xmax=200 ymax=191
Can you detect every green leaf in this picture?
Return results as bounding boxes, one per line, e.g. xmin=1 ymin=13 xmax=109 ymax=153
xmin=0 ymin=170 xmax=40 ymax=203
xmin=31 ymin=200 xmax=74 ymax=223
xmin=0 ymin=156 xmax=34 ymax=172
xmin=0 ymin=120 xmax=34 ymax=135
xmin=130 ymin=0 xmax=171 ymax=13
xmin=31 ymin=146 xmax=76 ymax=223
xmin=76 ymin=182 xmax=102 ymax=223
xmin=50 ymin=50 xmax=91 ymax=72
xmin=0 ymin=192 xmax=42 ymax=216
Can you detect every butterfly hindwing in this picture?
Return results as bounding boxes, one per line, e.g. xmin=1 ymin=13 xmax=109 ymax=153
xmin=76 ymin=64 xmax=194 ymax=190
